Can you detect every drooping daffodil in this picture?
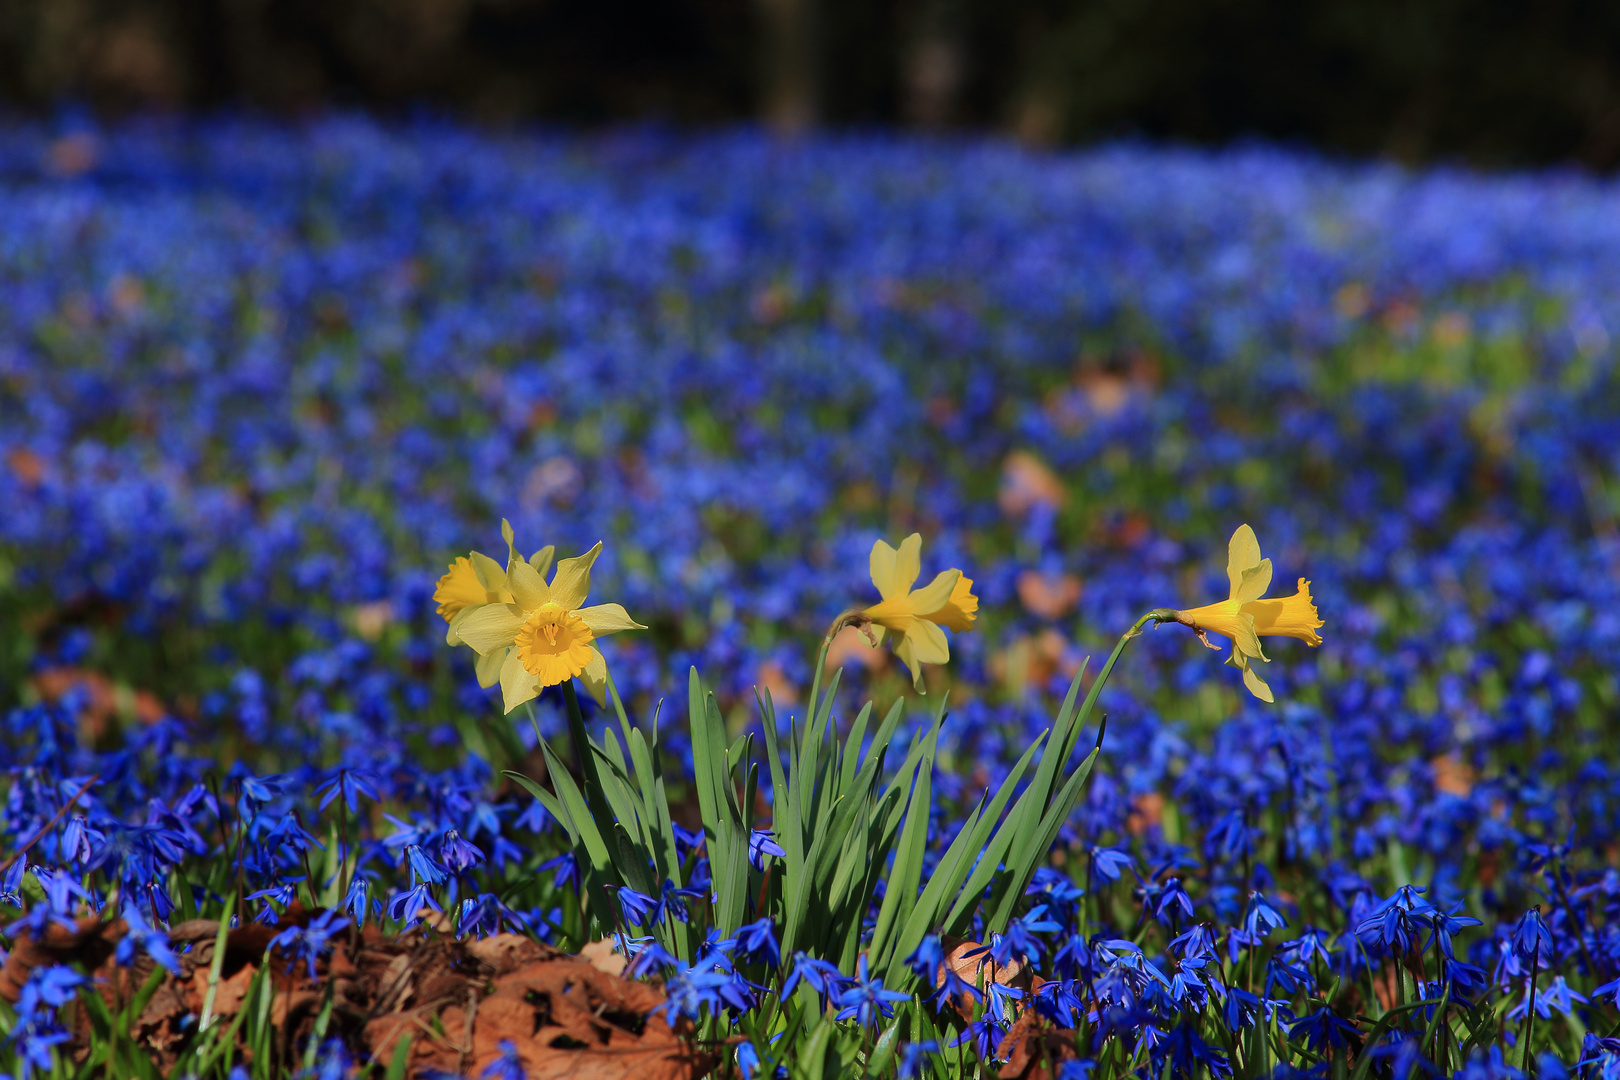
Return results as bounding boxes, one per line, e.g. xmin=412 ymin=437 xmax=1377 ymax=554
xmin=432 ymin=520 xmax=555 ymax=690
xmin=1173 ymin=524 xmax=1323 ymax=702
xmin=441 ymin=524 xmax=643 ymax=712
xmin=857 ymin=533 xmax=978 ymax=691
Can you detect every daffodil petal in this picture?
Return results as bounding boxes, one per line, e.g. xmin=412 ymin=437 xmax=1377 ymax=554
xmin=507 ymin=559 xmax=550 ymax=610
xmin=1226 ymin=524 xmax=1263 ymax=596
xmin=446 ymin=604 xmax=471 ymax=646
xmin=475 ymin=646 xmax=507 ymax=688
xmin=909 ymin=568 xmax=962 ymax=620
xmin=470 ymin=550 xmax=508 ymax=594
xmin=863 ymin=596 xmax=917 ymax=627
xmin=529 ymin=544 xmax=556 ymax=579
xmin=456 ymin=603 xmax=527 ymax=655
xmin=905 ymin=617 xmax=951 ymax=667
xmin=549 ymin=541 xmax=602 ymax=610
xmin=892 ymin=533 xmax=923 ymax=596
xmin=869 ymin=539 xmax=900 ymax=602
xmin=1242 ymin=662 xmax=1275 ymax=703
xmin=500 ymin=648 xmax=541 ymax=713
xmin=1235 ymin=558 xmax=1273 ymax=603
xmin=1231 ymin=612 xmax=1266 ymax=661
xmin=580 ymin=647 xmax=609 ymax=707
xmin=576 ymin=603 xmax=646 ymax=636
xmin=893 ymin=631 xmax=926 ymax=690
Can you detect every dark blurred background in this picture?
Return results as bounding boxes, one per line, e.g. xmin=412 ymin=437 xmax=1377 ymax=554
xmin=4 ymin=0 xmax=1619 ymax=166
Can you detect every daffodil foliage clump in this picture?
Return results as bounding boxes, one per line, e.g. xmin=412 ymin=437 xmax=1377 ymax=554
xmin=2 ymin=118 xmax=1620 ymax=1079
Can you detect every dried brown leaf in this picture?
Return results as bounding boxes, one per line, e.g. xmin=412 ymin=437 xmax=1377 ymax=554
xmin=996 ymin=1007 xmax=1079 ymax=1080
xmin=938 ymin=937 xmax=1025 ymax=1021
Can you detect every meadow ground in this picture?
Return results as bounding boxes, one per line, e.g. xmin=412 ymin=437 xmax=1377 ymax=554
xmin=0 ymin=118 xmax=1619 ymax=1079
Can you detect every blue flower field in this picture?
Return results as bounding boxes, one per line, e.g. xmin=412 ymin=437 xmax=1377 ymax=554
xmin=1 ymin=117 xmax=1619 ymax=1079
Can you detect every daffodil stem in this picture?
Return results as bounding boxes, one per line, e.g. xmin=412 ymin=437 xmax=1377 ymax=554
xmin=1067 ymin=610 xmax=1177 ymax=758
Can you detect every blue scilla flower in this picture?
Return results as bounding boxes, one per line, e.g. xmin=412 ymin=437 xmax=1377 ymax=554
xmin=1091 ymin=846 xmax=1135 ymax=882
xmin=0 ymin=855 xmax=26 ymax=908
xmin=747 ymin=829 xmax=785 ymax=871
xmin=1580 ymin=1035 xmax=1620 ymax=1080
xmin=736 ymin=917 xmax=780 ymax=966
xmin=655 ymin=955 xmax=748 ymax=1027
xmin=1028 ymin=866 xmax=1085 ymax=906
xmin=8 ymin=868 xmax=86 ymax=939
xmin=1509 ymin=975 xmax=1588 ymax=1021
xmin=1288 ymin=1005 xmax=1359 ymax=1053
xmin=898 ymin=1041 xmax=940 ymax=1079
xmin=342 ymin=875 xmax=373 ymax=927
xmin=905 ymin=934 xmax=944 ymax=982
xmin=538 ymin=850 xmax=579 ymax=890
xmin=404 ymin=844 xmax=449 ymax=887
xmin=952 ymin=1015 xmax=1006 ymax=1062
xmin=314 ymin=768 xmax=380 ymax=813
xmin=736 ymin=1036 xmax=789 ymax=1080
xmin=610 ymin=884 xmax=658 ymax=926
xmin=659 ymin=881 xmax=705 ymax=924
xmin=246 ymin=881 xmax=300 ymax=923
xmin=115 ymin=905 xmax=180 ymax=975
xmin=1513 ymin=907 xmax=1555 ymax=965
xmin=301 ymin=1039 xmax=353 ymax=1080
xmin=387 ymin=883 xmax=442 ymax=926
xmin=235 ymin=772 xmax=285 ymax=816
xmin=1032 ymin=978 xmax=1084 ymax=1027
xmin=779 ymin=952 xmax=846 ymax=1005
xmin=59 ymin=815 xmax=102 ymax=864
xmin=1150 ymin=877 xmax=1195 ymax=927
xmin=1243 ymin=891 xmax=1287 ymax=937
xmin=9 ymin=965 xmax=84 ymax=1080
xmin=270 ymin=909 xmax=349 ymax=981
xmin=458 ymin=894 xmax=528 ymax=939
xmin=1455 ymin=1046 xmax=1527 ymax=1080
xmin=834 ymin=955 xmax=909 ymax=1028
xmin=1162 ymin=1022 xmax=1232 ymax=1080
xmin=984 ymin=978 xmax=1024 ymax=1023
xmin=479 ymin=1040 xmax=526 ymax=1080
xmin=625 ymin=941 xmax=680 ymax=978
xmin=438 ymin=830 xmax=485 ymax=874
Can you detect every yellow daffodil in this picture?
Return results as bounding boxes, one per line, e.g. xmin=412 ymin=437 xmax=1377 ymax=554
xmin=433 ymin=520 xmax=557 ymax=690
xmin=858 ymin=533 xmax=978 ymax=690
xmin=1174 ymin=524 xmax=1323 ymax=702
xmin=450 ymin=533 xmax=644 ymax=713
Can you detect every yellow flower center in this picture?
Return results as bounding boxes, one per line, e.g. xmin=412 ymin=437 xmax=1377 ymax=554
xmin=514 ymin=602 xmax=596 ymax=687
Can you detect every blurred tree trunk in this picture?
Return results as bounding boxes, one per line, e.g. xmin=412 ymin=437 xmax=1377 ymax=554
xmin=902 ymin=0 xmax=961 ymax=128
xmin=756 ymin=0 xmax=817 ymax=133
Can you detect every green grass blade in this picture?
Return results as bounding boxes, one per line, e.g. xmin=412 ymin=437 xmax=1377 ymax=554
xmin=868 ymin=717 xmax=937 ymax=965
xmin=837 ymin=701 xmax=875 ymax=801
xmin=890 ymin=731 xmax=1044 ymax=980
xmin=385 ymin=1034 xmax=414 ymax=1080
xmin=986 ymin=735 xmax=1104 ymax=933
xmin=502 ymin=769 xmax=577 ymax=845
